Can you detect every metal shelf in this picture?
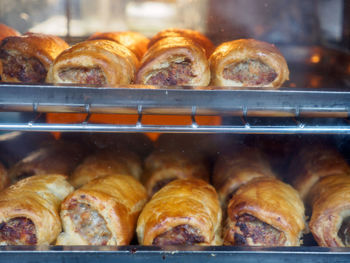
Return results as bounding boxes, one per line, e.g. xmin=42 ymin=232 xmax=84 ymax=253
xmin=1 ymin=84 xmax=350 ymax=133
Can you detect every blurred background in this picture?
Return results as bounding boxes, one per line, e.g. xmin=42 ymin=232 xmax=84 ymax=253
xmin=0 ymin=0 xmax=348 ymax=48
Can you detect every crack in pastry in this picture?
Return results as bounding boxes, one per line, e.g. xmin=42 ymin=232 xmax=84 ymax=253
xmin=58 ymin=67 xmax=106 ymax=85
xmin=152 ymin=224 xmax=205 ymax=246
xmin=0 ymin=217 xmax=37 ymax=245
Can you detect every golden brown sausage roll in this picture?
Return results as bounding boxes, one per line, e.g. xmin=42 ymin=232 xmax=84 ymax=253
xmin=0 ymin=174 xmax=74 ymax=245
xmin=290 ymin=145 xmax=350 ymax=204
xmin=9 ymin=141 xmax=85 ymax=183
xmin=0 ymin=24 xmax=20 ymax=42
xmin=213 ymin=147 xmax=276 ymax=206
xmin=88 ymin=31 xmax=149 ymax=60
xmin=0 ymin=162 xmax=9 ymax=191
xmin=0 ymin=33 xmax=68 ymax=83
xmin=209 ymin=39 xmax=289 ymax=88
xmin=148 ymin=28 xmax=215 ymax=58
xmin=69 ymin=149 xmax=142 ymax=188
xmin=135 ymin=36 xmax=210 ymax=86
xmin=137 ymin=179 xmax=222 ymax=245
xmin=224 ymin=177 xmax=306 ymax=246
xmin=57 ymin=174 xmax=147 ymax=245
xmin=309 ymin=174 xmax=350 ymax=247
xmin=46 ymin=39 xmax=138 ymax=85
xmin=142 ymin=150 xmax=210 ymax=196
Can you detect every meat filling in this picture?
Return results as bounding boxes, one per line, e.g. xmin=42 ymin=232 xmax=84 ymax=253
xmin=0 ymin=217 xmax=37 ymax=245
xmin=152 ymin=224 xmax=205 ymax=246
xmin=0 ymin=50 xmax=46 ymax=82
xmin=338 ymin=216 xmax=350 ymax=246
xmin=151 ymin=177 xmax=176 ymax=195
xmin=146 ymin=59 xmax=196 ymax=85
xmin=68 ymin=202 xmax=111 ymax=245
xmin=58 ymin=67 xmax=106 ymax=85
xmin=232 ymin=214 xmax=285 ymax=246
xmin=223 ymin=59 xmax=277 ymax=86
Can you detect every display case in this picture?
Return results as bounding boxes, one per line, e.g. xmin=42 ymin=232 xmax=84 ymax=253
xmin=0 ymin=0 xmax=350 ymax=262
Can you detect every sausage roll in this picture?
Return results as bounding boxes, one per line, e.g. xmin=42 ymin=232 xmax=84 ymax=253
xmin=137 ymin=179 xmax=222 ymax=245
xmin=142 ymin=150 xmax=210 ymax=196
xmin=88 ymin=31 xmax=149 ymax=60
xmin=57 ymin=174 xmax=147 ymax=245
xmin=46 ymin=39 xmax=138 ymax=85
xmin=309 ymin=174 xmax=350 ymax=247
xmin=148 ymin=28 xmax=215 ymax=58
xmin=209 ymin=39 xmax=289 ymax=88
xmin=290 ymin=145 xmax=350 ymax=204
xmin=224 ymin=177 xmax=306 ymax=246
xmin=69 ymin=149 xmax=142 ymax=188
xmin=0 ymin=33 xmax=68 ymax=83
xmin=0 ymin=24 xmax=20 ymax=42
xmin=135 ymin=36 xmax=210 ymax=86
xmin=0 ymin=162 xmax=9 ymax=191
xmin=9 ymin=141 xmax=85 ymax=183
xmin=213 ymin=147 xmax=276 ymax=206
xmin=0 ymin=174 xmax=74 ymax=245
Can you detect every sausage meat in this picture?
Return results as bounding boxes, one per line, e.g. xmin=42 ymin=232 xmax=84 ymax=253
xmin=223 ymin=59 xmax=277 ymax=86
xmin=58 ymin=67 xmax=106 ymax=85
xmin=152 ymin=224 xmax=204 ymax=245
xmin=338 ymin=216 xmax=350 ymax=246
xmin=0 ymin=217 xmax=37 ymax=245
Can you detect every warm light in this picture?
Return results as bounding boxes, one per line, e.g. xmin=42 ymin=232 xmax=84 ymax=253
xmin=310 ymin=54 xmax=321 ymax=64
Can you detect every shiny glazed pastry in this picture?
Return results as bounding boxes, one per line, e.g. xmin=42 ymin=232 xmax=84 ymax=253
xmin=209 ymin=39 xmax=289 ymax=88
xmin=224 ymin=177 xmax=305 ymax=246
xmin=0 ymin=24 xmax=20 ymax=42
xmin=0 ymin=33 xmax=68 ymax=83
xmin=142 ymin=150 xmax=210 ymax=196
xmin=213 ymin=147 xmax=276 ymax=206
xmin=137 ymin=179 xmax=222 ymax=245
xmin=57 ymin=174 xmax=147 ymax=245
xmin=148 ymin=28 xmax=215 ymax=58
xmin=290 ymin=145 xmax=350 ymax=204
xmin=9 ymin=141 xmax=85 ymax=183
xmin=135 ymin=36 xmax=210 ymax=86
xmin=309 ymin=174 xmax=350 ymax=247
xmin=0 ymin=174 xmax=74 ymax=245
xmin=46 ymin=39 xmax=138 ymax=85
xmin=88 ymin=31 xmax=149 ymax=60
xmin=0 ymin=162 xmax=9 ymax=191
xmin=69 ymin=149 xmax=142 ymax=188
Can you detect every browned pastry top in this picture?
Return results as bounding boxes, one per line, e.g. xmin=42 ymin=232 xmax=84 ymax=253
xmin=0 ymin=24 xmax=20 ymax=42
xmin=148 ymin=28 xmax=215 ymax=58
xmin=88 ymin=31 xmax=149 ymax=60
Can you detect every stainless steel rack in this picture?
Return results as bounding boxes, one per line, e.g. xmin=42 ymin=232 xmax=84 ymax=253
xmin=1 ymin=84 xmax=350 ymax=134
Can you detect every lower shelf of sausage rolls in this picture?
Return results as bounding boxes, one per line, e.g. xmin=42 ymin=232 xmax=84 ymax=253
xmin=0 ymin=132 xmax=348 ymax=261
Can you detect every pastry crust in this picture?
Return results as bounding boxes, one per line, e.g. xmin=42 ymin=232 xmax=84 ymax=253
xmin=57 ymin=174 xmax=147 ymax=245
xmin=213 ymin=147 xmax=276 ymax=206
xmin=0 ymin=174 xmax=74 ymax=245
xmin=9 ymin=141 xmax=85 ymax=184
xmin=0 ymin=24 xmax=20 ymax=42
xmin=0 ymin=33 xmax=68 ymax=82
xmin=309 ymin=174 xmax=350 ymax=247
xmin=224 ymin=177 xmax=305 ymax=246
xmin=137 ymin=179 xmax=222 ymax=245
xmin=88 ymin=31 xmax=149 ymax=60
xmin=135 ymin=36 xmax=210 ymax=86
xmin=148 ymin=28 xmax=215 ymax=58
xmin=290 ymin=145 xmax=350 ymax=204
xmin=142 ymin=150 xmax=210 ymax=196
xmin=69 ymin=149 xmax=142 ymax=188
xmin=209 ymin=39 xmax=289 ymax=88
xmin=46 ymin=39 xmax=138 ymax=85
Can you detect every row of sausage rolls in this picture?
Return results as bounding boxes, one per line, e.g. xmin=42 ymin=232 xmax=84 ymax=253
xmin=0 ymin=25 xmax=289 ymax=88
xmin=290 ymin=145 xmax=350 ymax=247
